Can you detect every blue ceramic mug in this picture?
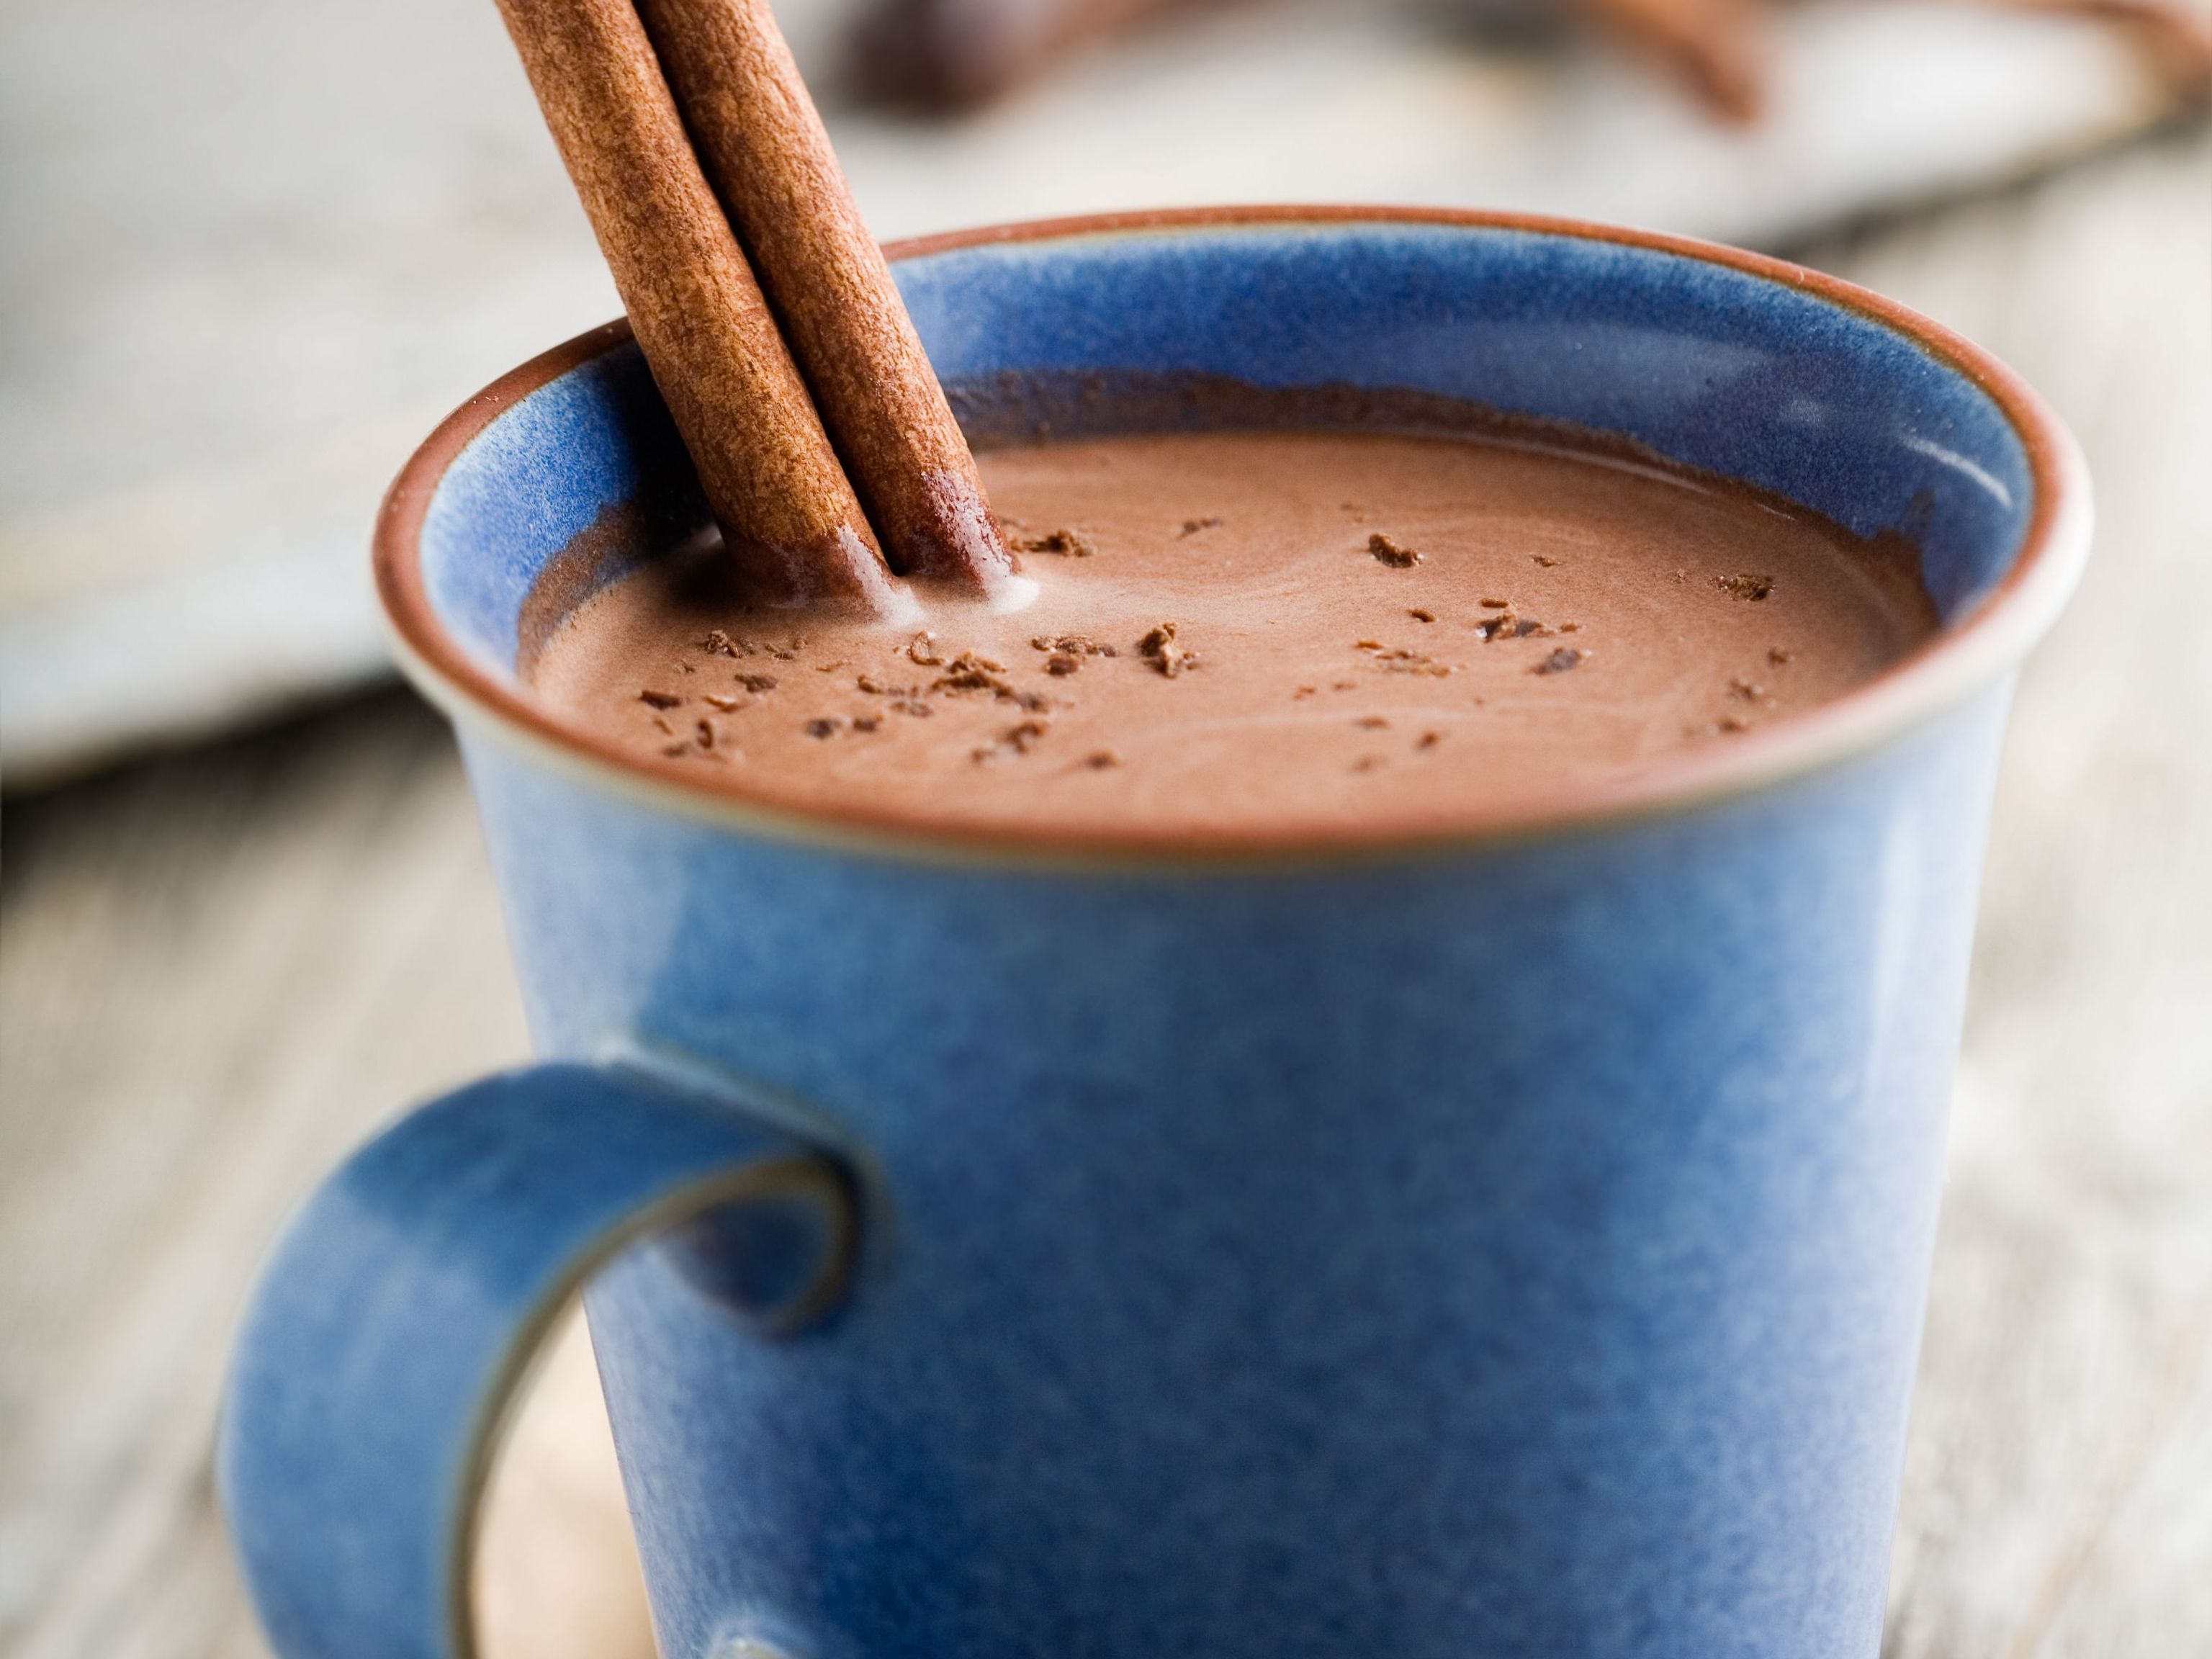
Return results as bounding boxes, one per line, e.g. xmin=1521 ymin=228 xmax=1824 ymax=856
xmin=221 ymin=209 xmax=2087 ymax=1659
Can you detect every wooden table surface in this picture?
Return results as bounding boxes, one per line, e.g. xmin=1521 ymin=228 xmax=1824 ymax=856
xmin=4 ymin=129 xmax=2207 ymax=1659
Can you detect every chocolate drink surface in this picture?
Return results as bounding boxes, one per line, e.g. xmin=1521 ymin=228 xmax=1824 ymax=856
xmin=526 ymin=428 xmax=1938 ymax=838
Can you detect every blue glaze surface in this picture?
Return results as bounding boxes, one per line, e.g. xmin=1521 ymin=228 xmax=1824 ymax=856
xmin=224 ymin=215 xmax=2063 ymax=1659
xmin=468 ymin=687 xmax=2005 ymax=1659
xmin=422 ymin=349 xmax=699 ymax=674
xmin=425 ymin=224 xmax=2031 ymax=671
xmin=893 ymin=225 xmax=2027 ymax=614
xmin=219 ymin=1066 xmax=848 ymax=1659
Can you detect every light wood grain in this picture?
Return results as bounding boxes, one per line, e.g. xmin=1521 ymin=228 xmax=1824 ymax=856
xmin=2 ymin=130 xmax=2206 ymax=1659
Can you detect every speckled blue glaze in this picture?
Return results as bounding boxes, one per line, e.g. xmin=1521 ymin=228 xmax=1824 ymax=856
xmin=423 ymin=222 xmax=2029 ymax=659
xmin=222 ymin=217 xmax=2069 ymax=1659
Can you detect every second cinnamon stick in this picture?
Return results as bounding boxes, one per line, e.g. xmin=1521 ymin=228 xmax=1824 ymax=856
xmin=638 ymin=0 xmax=1018 ymax=596
xmin=493 ymin=0 xmax=909 ymax=614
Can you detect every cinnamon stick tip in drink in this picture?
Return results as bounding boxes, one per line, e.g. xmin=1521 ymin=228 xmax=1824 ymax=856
xmin=492 ymin=0 xmax=912 ymax=618
xmin=639 ymin=0 xmax=1015 ymax=603
xmin=729 ymin=521 xmax=925 ymax=624
xmin=498 ymin=0 xmax=1017 ymax=623
xmin=915 ymin=467 xmax=1022 ymax=593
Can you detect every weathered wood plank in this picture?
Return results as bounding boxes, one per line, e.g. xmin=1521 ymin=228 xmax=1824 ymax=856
xmin=0 ymin=696 xmax=539 ymax=1659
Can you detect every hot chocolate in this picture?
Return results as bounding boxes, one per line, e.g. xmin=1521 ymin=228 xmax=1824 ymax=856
xmin=524 ymin=426 xmax=1938 ymax=838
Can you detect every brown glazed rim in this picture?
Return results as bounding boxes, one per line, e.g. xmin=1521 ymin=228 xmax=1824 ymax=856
xmin=374 ymin=206 xmax=2090 ymax=871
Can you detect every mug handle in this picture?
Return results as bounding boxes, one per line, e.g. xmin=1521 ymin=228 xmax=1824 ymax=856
xmin=218 ymin=1061 xmax=857 ymax=1659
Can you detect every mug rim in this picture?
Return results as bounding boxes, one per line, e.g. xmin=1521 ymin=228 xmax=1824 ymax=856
xmin=374 ymin=204 xmax=2091 ymax=871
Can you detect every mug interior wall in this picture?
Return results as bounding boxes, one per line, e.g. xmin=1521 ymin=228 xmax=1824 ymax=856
xmin=419 ymin=222 xmax=2034 ymax=683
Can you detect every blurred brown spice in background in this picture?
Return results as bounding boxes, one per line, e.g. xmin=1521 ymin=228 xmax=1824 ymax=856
xmin=849 ymin=0 xmax=2212 ymax=120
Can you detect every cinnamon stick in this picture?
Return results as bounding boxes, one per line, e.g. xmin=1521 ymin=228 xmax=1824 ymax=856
xmin=490 ymin=0 xmax=909 ymax=615
xmin=637 ymin=0 xmax=1017 ymax=595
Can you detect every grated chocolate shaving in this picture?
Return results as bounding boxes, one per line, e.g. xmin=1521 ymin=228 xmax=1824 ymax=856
xmin=973 ymin=719 xmax=1050 ymax=763
xmin=928 ymin=650 xmax=1050 ymax=709
xmin=1138 ymin=621 xmax=1196 ymax=678
xmin=1356 ymin=639 xmax=1452 ymax=676
xmin=1474 ymin=612 xmax=1550 ymax=643
xmin=1367 ymin=532 xmax=1421 ymax=568
xmin=1030 ymin=633 xmax=1115 ymax=657
xmin=1012 ymin=527 xmax=1094 ymax=557
xmin=933 ymin=651 xmax=1010 ymax=693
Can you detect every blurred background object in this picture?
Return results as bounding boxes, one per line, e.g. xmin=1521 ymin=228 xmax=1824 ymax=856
xmin=848 ymin=0 xmax=2212 ymax=122
xmin=3 ymin=3 xmax=2209 ymax=1658
xmin=1 ymin=0 xmax=2206 ymax=784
